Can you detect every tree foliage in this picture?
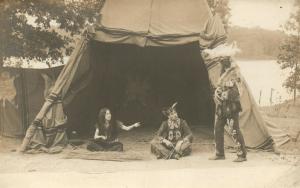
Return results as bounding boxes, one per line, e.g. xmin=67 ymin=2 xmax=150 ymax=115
xmin=0 ymin=0 xmax=103 ymax=67
xmin=277 ymin=0 xmax=300 ymax=102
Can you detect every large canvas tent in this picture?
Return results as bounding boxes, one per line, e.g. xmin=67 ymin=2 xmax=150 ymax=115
xmin=0 ymin=66 xmax=62 ymax=137
xmin=20 ymin=0 xmax=290 ymax=152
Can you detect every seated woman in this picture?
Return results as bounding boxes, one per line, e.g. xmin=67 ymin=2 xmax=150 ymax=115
xmin=150 ymin=102 xmax=193 ymax=160
xmin=87 ymin=108 xmax=141 ymax=152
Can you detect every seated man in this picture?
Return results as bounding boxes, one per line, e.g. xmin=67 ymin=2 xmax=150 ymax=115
xmin=150 ymin=102 xmax=193 ymax=160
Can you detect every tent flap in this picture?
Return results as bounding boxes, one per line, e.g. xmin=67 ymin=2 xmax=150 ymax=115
xmin=34 ymin=35 xmax=90 ymax=124
xmin=51 ymin=36 xmax=90 ymax=98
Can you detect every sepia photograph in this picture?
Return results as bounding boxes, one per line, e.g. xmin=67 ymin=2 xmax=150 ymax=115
xmin=0 ymin=0 xmax=299 ymax=187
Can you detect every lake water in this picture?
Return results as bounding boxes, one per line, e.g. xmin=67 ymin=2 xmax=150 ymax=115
xmin=236 ymin=60 xmax=293 ymax=106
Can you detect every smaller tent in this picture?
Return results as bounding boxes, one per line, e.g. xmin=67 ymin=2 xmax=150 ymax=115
xmin=0 ymin=66 xmax=62 ymax=137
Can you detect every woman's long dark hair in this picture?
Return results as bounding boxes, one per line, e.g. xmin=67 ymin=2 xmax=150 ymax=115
xmin=96 ymin=108 xmax=118 ymax=139
xmin=97 ymin=107 xmax=110 ymax=128
xmin=97 ymin=107 xmax=116 ymax=129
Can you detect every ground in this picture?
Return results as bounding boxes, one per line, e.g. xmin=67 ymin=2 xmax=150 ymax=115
xmin=0 ymin=101 xmax=300 ymax=188
xmin=0 ymin=151 xmax=299 ymax=188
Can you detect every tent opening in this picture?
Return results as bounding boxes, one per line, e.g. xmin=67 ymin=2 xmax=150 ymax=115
xmin=65 ymin=41 xmax=215 ymax=136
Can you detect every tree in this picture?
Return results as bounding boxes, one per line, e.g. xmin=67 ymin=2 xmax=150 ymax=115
xmin=0 ymin=0 xmax=104 ymax=67
xmin=277 ymin=0 xmax=300 ymax=104
xmin=206 ymin=0 xmax=231 ymax=32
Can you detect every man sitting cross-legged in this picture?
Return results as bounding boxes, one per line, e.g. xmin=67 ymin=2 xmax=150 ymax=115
xmin=150 ymin=102 xmax=193 ymax=160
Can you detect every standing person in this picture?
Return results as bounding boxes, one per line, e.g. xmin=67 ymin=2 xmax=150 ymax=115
xmin=150 ymin=102 xmax=193 ymax=160
xmin=87 ymin=108 xmax=141 ymax=152
xmin=209 ymin=57 xmax=247 ymax=162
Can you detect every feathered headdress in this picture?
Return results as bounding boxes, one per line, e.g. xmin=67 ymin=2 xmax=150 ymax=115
xmin=162 ymin=102 xmax=178 ymax=117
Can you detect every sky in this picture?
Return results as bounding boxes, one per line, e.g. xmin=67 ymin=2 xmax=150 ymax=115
xmin=229 ymin=0 xmax=294 ymax=30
